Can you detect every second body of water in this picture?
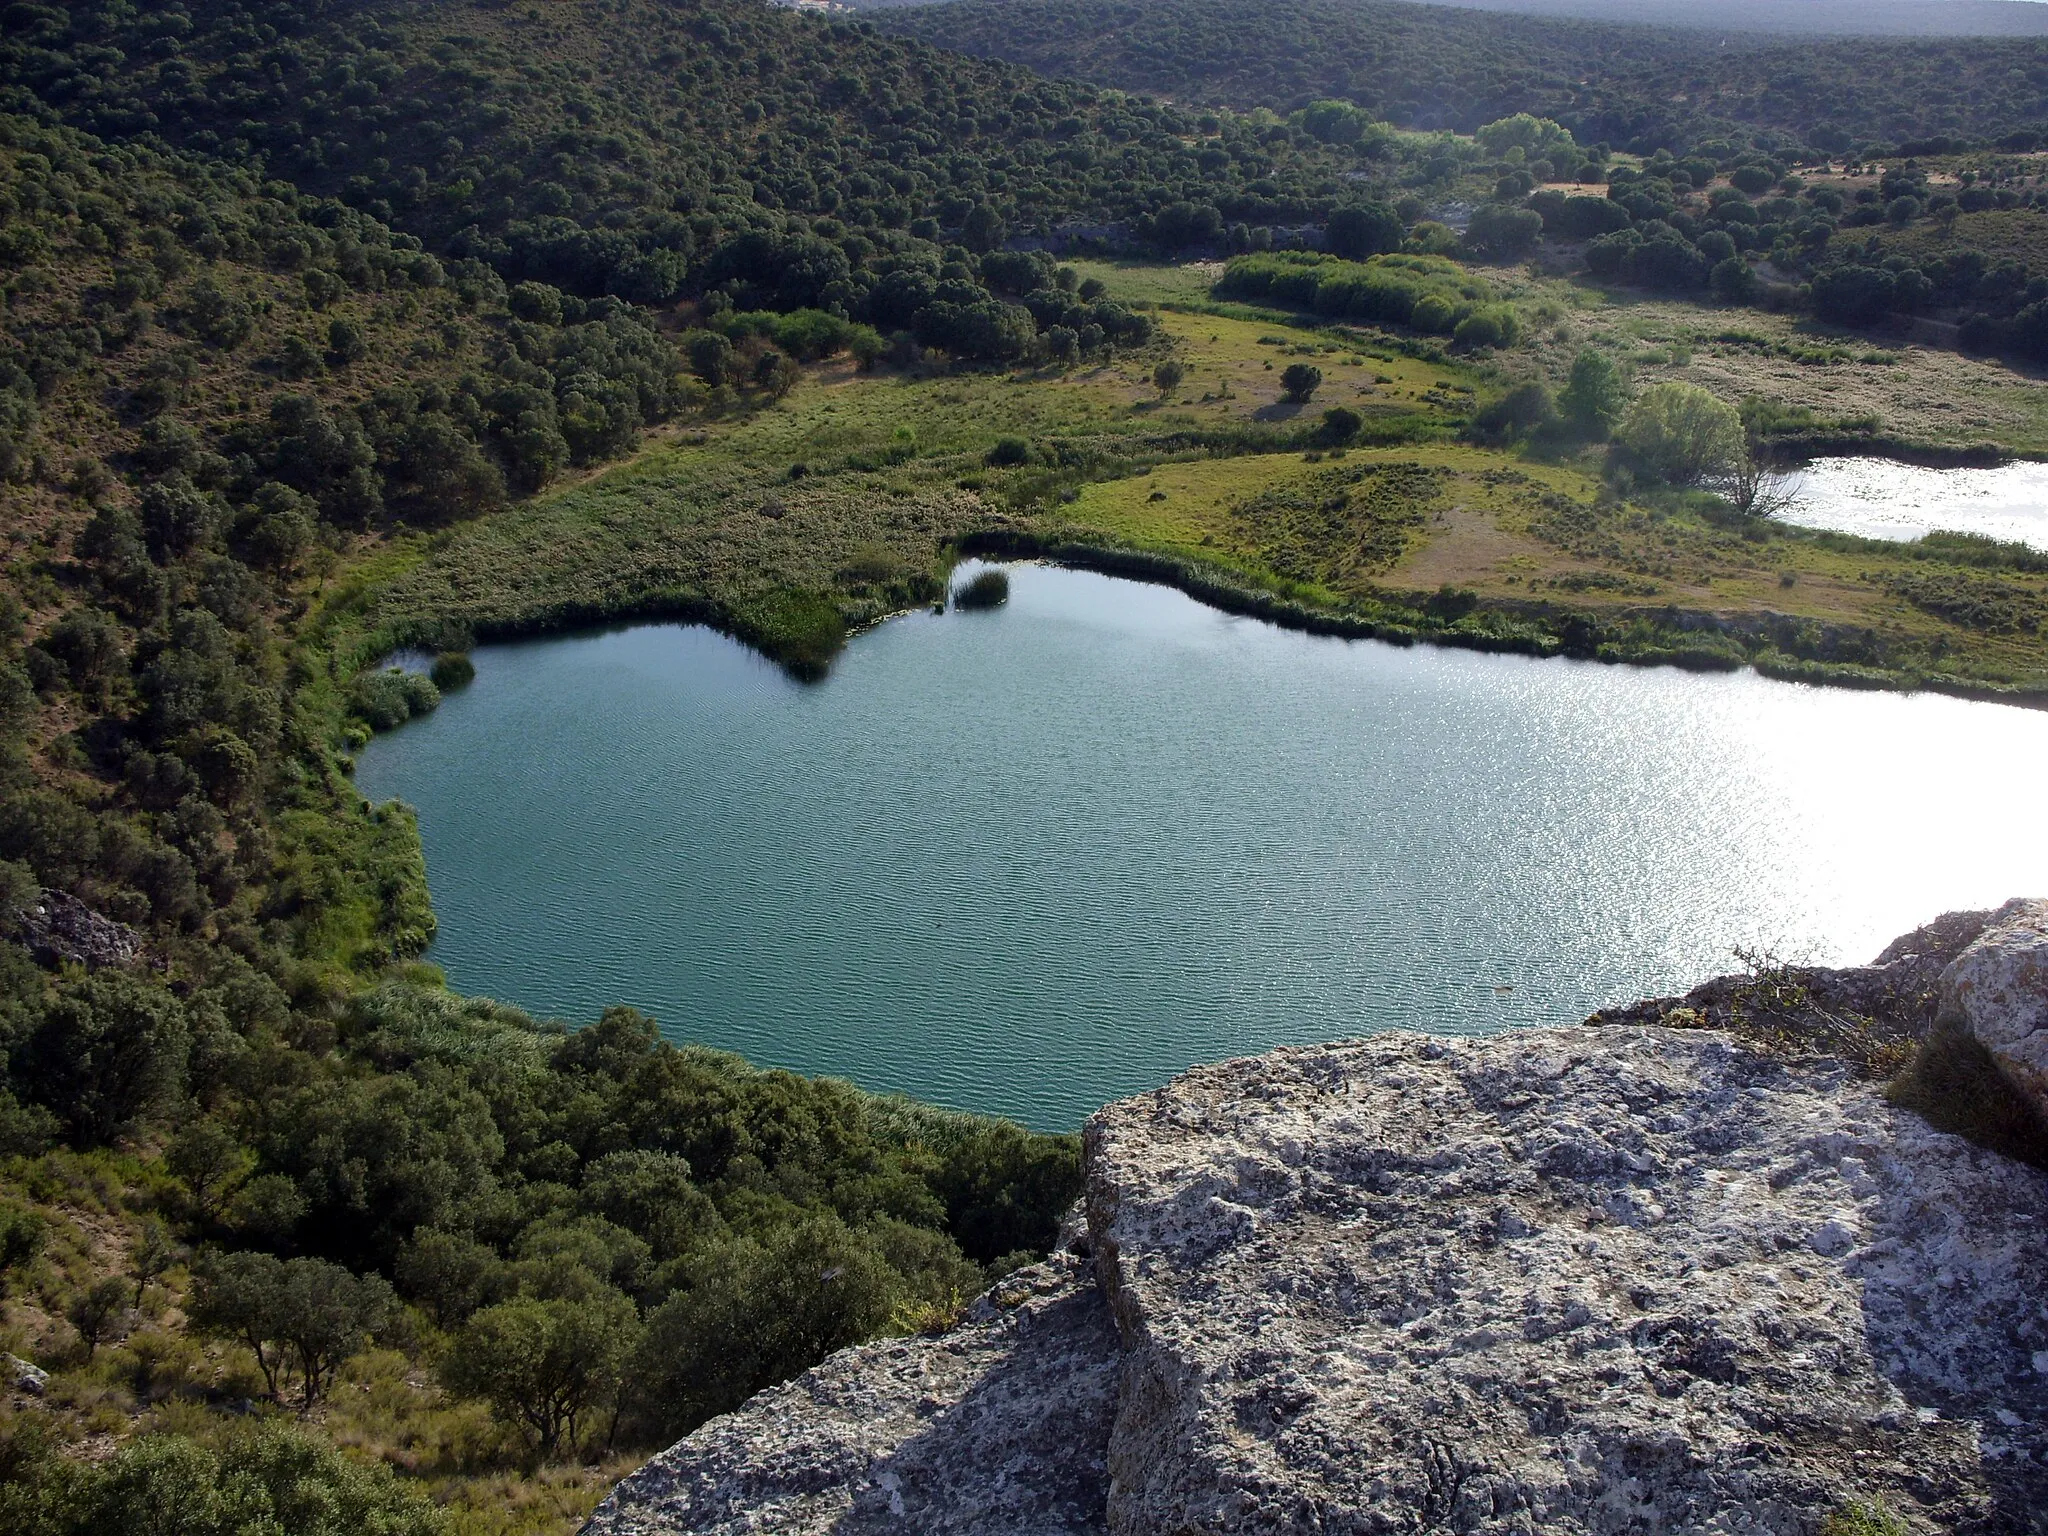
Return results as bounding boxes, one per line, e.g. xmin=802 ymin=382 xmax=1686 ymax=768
xmin=357 ymin=563 xmax=2048 ymax=1128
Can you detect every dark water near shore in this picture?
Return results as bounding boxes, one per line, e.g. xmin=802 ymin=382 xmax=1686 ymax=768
xmin=357 ymin=562 xmax=2048 ymax=1129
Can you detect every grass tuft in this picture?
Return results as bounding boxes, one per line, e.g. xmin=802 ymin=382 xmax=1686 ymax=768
xmin=954 ymin=570 xmax=1011 ymax=610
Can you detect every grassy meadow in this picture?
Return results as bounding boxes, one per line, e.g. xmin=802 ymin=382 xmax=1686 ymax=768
xmin=345 ymin=262 xmax=2048 ymax=705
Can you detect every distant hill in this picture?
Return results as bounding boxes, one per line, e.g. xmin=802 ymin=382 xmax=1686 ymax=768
xmin=871 ymin=0 xmax=2048 ymax=148
xmin=1419 ymin=0 xmax=2048 ymax=38
xmin=851 ymin=0 xmax=2048 ymax=34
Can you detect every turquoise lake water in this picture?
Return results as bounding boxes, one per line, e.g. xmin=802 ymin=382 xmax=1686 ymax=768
xmin=356 ymin=562 xmax=2048 ymax=1129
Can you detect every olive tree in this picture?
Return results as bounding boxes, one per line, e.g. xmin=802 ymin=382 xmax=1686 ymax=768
xmin=189 ymin=1250 xmax=392 ymax=1409
xmin=440 ymin=1289 xmax=639 ymax=1461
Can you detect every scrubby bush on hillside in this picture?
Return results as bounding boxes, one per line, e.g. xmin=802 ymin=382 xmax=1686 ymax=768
xmin=1616 ymin=383 xmax=1743 ymax=486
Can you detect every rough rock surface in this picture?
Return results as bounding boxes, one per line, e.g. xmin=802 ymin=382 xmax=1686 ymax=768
xmin=13 ymin=888 xmax=145 ymax=971
xmin=6 ymin=1353 xmax=48 ymax=1397
xmin=1089 ymin=1026 xmax=2048 ymax=1534
xmin=581 ymin=1250 xmax=1118 ymax=1535
xmin=1943 ymin=898 xmax=2048 ymax=1118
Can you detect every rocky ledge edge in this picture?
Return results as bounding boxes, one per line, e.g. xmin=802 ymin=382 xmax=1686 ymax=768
xmin=583 ymin=901 xmax=2048 ymax=1535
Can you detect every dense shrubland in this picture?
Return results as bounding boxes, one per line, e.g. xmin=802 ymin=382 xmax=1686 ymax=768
xmin=885 ymin=0 xmax=2048 ymax=359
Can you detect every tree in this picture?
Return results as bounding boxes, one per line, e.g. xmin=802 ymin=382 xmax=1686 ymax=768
xmin=1810 ymin=265 xmax=1895 ymax=326
xmin=68 ymin=1275 xmax=132 ymax=1359
xmin=168 ymin=1114 xmax=250 ymax=1236
xmin=1558 ymin=349 xmax=1629 ymax=439
xmin=1710 ymin=256 xmax=1758 ymax=305
xmin=1617 ymin=383 xmax=1743 ymax=486
xmin=1463 ymin=206 xmax=1543 ymax=261
xmin=639 ymin=1215 xmax=900 ymax=1438
xmin=753 ymin=350 xmax=800 ymax=398
xmin=1318 ymin=407 xmax=1362 ymax=444
xmin=1325 ymin=202 xmax=1404 ymax=259
xmin=1279 ymin=363 xmax=1322 ymax=403
xmin=394 ymin=1228 xmax=508 ymax=1329
xmin=325 ymin=318 xmax=367 ymax=367
xmin=1471 ymin=381 xmax=1555 ymax=442
xmin=130 ymin=1217 xmax=181 ymax=1306
xmin=960 ymin=203 xmax=1005 ymax=254
xmin=441 ymin=1290 xmax=639 ymax=1460
xmin=21 ymin=974 xmax=190 ymax=1146
xmin=275 ymin=1257 xmax=393 ymax=1410
xmin=1727 ymin=442 xmax=1801 ymax=520
xmin=190 ymin=1251 xmax=391 ymax=1409
xmin=1152 ymin=359 xmax=1185 ymax=397
xmin=685 ymin=331 xmax=734 ymax=387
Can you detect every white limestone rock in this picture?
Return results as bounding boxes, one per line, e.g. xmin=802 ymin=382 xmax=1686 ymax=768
xmin=1942 ymin=897 xmax=2048 ymax=1118
xmin=1086 ymin=1026 xmax=2048 ymax=1535
xmin=580 ymin=1249 xmax=1117 ymax=1536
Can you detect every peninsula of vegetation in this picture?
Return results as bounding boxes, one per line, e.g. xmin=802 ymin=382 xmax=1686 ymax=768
xmin=0 ymin=0 xmax=2044 ymax=1530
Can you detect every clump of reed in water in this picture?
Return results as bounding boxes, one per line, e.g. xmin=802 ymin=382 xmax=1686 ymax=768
xmin=954 ymin=570 xmax=1010 ymax=610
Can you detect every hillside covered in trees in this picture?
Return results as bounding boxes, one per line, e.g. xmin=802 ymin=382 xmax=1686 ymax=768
xmin=874 ymin=0 xmax=2048 ymax=153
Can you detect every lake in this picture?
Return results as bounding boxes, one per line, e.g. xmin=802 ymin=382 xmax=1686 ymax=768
xmin=1784 ymin=457 xmax=2048 ymax=549
xmin=356 ymin=563 xmax=2048 ymax=1129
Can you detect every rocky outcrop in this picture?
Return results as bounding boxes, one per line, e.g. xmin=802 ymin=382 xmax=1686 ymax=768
xmin=1090 ymin=1026 xmax=2048 ymax=1534
xmin=1943 ymin=898 xmax=2048 ymax=1121
xmin=582 ymin=1250 xmax=1119 ymax=1535
xmin=589 ymin=908 xmax=2048 ymax=1535
xmin=12 ymin=888 xmax=146 ymax=971
xmin=1586 ymin=902 xmax=2003 ymax=1065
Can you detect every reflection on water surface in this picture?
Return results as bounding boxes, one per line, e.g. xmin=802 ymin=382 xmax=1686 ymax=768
xmin=1783 ymin=457 xmax=2048 ymax=549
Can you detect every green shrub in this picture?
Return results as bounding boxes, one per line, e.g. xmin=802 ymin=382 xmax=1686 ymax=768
xmin=0 ymin=1422 xmax=446 ymax=1536
xmin=1558 ymin=349 xmax=1630 ymax=438
xmin=1216 ymin=251 xmax=1492 ymax=336
xmin=1819 ymin=1501 xmax=1910 ymax=1536
xmin=1318 ymin=407 xmax=1363 ymax=444
xmin=1280 ymin=363 xmax=1322 ymax=402
xmin=1471 ymin=381 xmax=1555 ymax=441
xmin=638 ymin=1215 xmax=902 ymax=1439
xmin=441 ymin=1291 xmax=639 ymax=1461
xmin=1889 ymin=1024 xmax=2048 ymax=1170
xmin=1616 ymin=382 xmax=1742 ymax=486
xmin=346 ymin=669 xmax=440 ymax=732
xmin=428 ymin=652 xmax=475 ymax=690
xmin=955 ymin=570 xmax=1010 ymax=609
xmin=1452 ymin=305 xmax=1519 ymax=349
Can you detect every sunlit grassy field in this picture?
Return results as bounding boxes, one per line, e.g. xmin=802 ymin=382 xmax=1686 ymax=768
xmin=352 ymin=262 xmax=2048 ymax=698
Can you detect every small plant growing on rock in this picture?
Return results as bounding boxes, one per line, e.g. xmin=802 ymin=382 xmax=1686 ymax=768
xmin=954 ymin=570 xmax=1010 ymax=610
xmin=1820 ymin=1501 xmax=1910 ymax=1536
